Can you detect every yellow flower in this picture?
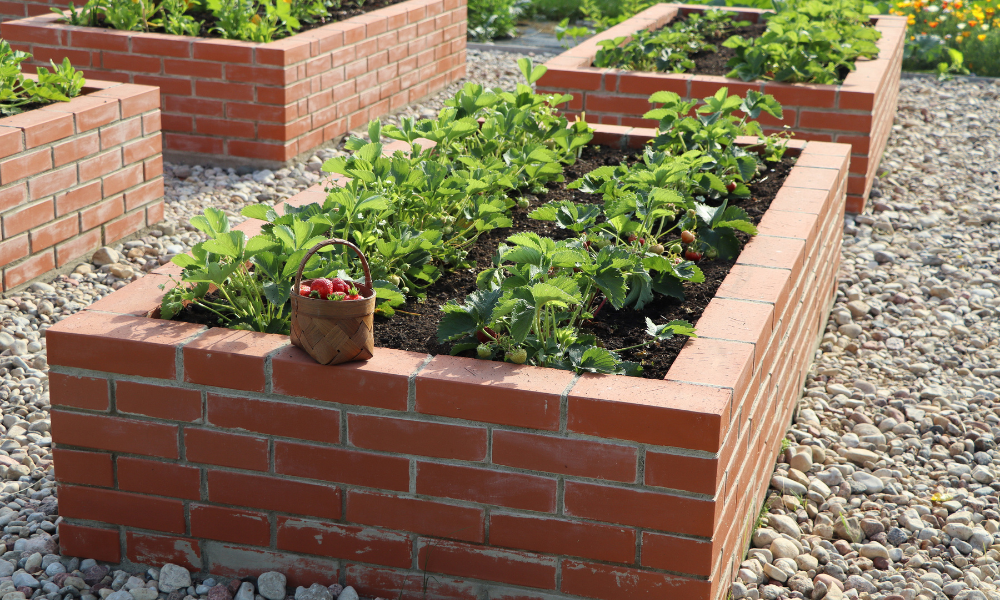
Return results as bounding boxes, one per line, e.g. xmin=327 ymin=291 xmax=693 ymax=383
xmin=979 ymin=32 xmax=987 ymax=38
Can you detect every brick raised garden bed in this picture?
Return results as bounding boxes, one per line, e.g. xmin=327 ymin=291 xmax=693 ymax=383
xmin=47 ymin=125 xmax=847 ymax=600
xmin=0 ymin=80 xmax=162 ymax=291
xmin=1 ymin=0 xmax=467 ymax=167
xmin=537 ymin=3 xmax=905 ymax=214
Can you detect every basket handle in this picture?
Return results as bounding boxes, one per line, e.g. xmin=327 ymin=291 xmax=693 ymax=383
xmin=293 ymin=238 xmax=374 ymax=297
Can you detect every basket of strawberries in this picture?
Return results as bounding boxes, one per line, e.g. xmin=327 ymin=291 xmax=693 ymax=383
xmin=290 ymin=238 xmax=376 ymax=365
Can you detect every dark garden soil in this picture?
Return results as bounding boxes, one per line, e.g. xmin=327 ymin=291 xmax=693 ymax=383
xmin=689 ymin=19 xmax=768 ymax=77
xmin=172 ymin=145 xmax=793 ymax=379
xmin=372 ymin=145 xmax=793 ymax=379
xmin=79 ymin=0 xmax=410 ymax=40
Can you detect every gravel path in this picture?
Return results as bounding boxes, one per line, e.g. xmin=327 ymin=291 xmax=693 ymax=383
xmin=1 ymin=55 xmax=997 ymax=600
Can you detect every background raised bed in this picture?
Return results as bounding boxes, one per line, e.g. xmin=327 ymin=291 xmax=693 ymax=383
xmin=536 ymin=3 xmax=905 ymax=214
xmin=46 ymin=126 xmax=847 ymax=600
xmin=0 ymin=0 xmax=70 ymax=24
xmin=0 ymin=80 xmax=162 ymax=291
xmin=1 ymin=0 xmax=467 ymax=167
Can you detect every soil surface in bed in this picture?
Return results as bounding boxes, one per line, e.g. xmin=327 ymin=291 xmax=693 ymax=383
xmin=373 ymin=145 xmax=793 ymax=379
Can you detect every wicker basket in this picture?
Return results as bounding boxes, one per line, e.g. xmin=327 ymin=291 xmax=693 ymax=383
xmin=290 ymin=239 xmax=375 ymax=365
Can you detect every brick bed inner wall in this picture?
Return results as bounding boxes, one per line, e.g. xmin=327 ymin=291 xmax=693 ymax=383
xmin=536 ymin=4 xmax=905 ymax=214
xmin=44 ymin=134 xmax=847 ymax=600
xmin=2 ymin=0 xmax=467 ymax=164
xmin=0 ymin=81 xmax=162 ymax=291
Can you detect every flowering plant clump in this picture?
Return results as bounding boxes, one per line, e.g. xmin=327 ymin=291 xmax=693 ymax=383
xmin=891 ymin=0 xmax=1000 ymax=75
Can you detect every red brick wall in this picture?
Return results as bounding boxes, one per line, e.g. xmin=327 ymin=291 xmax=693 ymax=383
xmin=0 ymin=80 xmax=162 ymax=291
xmin=45 ymin=127 xmax=846 ymax=600
xmin=536 ymin=3 xmax=905 ymax=213
xmin=2 ymin=0 xmax=467 ymax=165
xmin=0 ymin=0 xmax=70 ymax=23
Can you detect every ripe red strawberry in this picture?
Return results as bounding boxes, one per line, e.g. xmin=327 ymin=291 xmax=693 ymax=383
xmin=329 ymin=277 xmax=350 ymax=295
xmin=476 ymin=327 xmax=497 ymax=343
xmin=726 ymin=182 xmax=737 ymax=193
xmin=680 ymin=230 xmax=695 ymax=244
xmin=684 ymin=250 xmax=703 ymax=262
xmin=310 ymin=278 xmax=334 ymax=299
xmin=298 ymin=284 xmax=312 ymax=297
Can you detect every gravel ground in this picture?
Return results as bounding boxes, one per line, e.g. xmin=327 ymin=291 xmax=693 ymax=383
xmin=1 ymin=54 xmax=997 ymax=600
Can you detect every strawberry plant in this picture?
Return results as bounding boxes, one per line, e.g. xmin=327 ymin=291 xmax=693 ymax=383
xmin=0 ymin=42 xmax=85 ymax=117
xmin=594 ymin=10 xmax=749 ymax=72
xmin=723 ymin=0 xmax=882 ymax=83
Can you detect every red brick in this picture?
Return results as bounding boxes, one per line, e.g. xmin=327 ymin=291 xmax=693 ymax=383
xmin=190 ymin=504 xmax=270 ymax=547
xmin=0 ymin=148 xmax=51 ymax=185
xmin=226 ymin=65 xmax=293 ymax=86
xmin=415 ymin=356 xmax=570 ymax=430
xmin=416 ymin=462 xmax=556 ymax=512
xmin=80 ymin=195 xmax=124 ymax=230
xmin=207 ymin=470 xmax=341 ymax=520
xmin=183 ymin=327 xmax=287 ymax=392
xmin=92 ymin=85 xmax=160 ymax=118
xmin=69 ymin=28 xmax=128 ymax=51
xmin=163 ymin=58 xmax=223 ymax=79
xmin=277 ymin=517 xmax=412 ymax=568
xmin=418 ymin=540 xmax=557 ymax=590
xmin=125 ymin=177 xmax=163 ymax=211
xmin=665 ymin=337 xmax=754 ymax=392
xmin=132 ymin=35 xmax=192 ymax=58
xmin=30 ymin=215 xmax=77 ymax=251
xmin=165 ymin=96 xmax=224 ymax=118
xmin=52 ymin=448 xmax=113 ymax=487
xmin=275 ymin=441 xmax=409 ymax=492
xmin=100 ymin=117 xmax=142 ymax=149
xmin=117 ymin=456 xmax=201 ymax=500
xmin=104 ymin=208 xmax=146 ymax=243
xmin=52 ymin=131 xmax=100 ymax=166
xmin=228 ymin=140 xmax=295 ymax=162
xmin=60 ymin=484 xmax=185 ymax=533
xmin=207 ymin=393 xmax=339 ymax=444
xmin=116 ymin=380 xmax=201 ymax=422
xmin=567 ymin=375 xmax=729 ymax=452
xmin=143 ymin=112 xmax=162 ymax=135
xmin=51 ymin=409 xmax=179 ymax=458
xmin=492 ymin=430 xmax=637 ymax=482
xmin=0 ymin=126 xmax=23 ymax=160
xmin=125 ymin=531 xmax=202 ymax=572
xmin=800 ymin=110 xmax=872 ymax=132
xmin=184 ymin=428 xmax=268 ymax=472
xmin=103 ymin=163 xmax=143 ymax=196
xmin=490 ymin=513 xmax=636 ymax=564
xmin=193 ymin=39 xmax=253 ymax=63
xmin=348 ymin=414 xmax=486 ymax=461
xmin=165 ymin=133 xmax=223 ymax=155
xmin=145 ymin=156 xmax=164 ymax=180
xmin=43 ymin=95 xmax=120 ymax=131
xmin=28 ymin=164 xmax=75 ymax=200
xmin=78 ymin=149 xmax=122 ymax=183
xmin=204 ymin=543 xmax=339 ymax=588
xmin=55 ymin=229 xmax=101 ymax=266
xmin=4 ymin=249 xmax=53 ymax=287
xmin=640 ymin=531 xmax=713 ymax=577
xmin=715 ymin=265 xmax=793 ymax=325
xmin=59 ymin=523 xmax=121 ymax=563
xmin=564 ymin=481 xmax=714 ymax=537
xmin=644 ymin=451 xmax=719 ymax=496
xmin=123 ymin=135 xmax=160 ymax=165
xmin=227 ymin=102 xmax=295 ymax=123
xmin=346 ymin=490 xmax=485 ymax=543
xmin=344 ymin=564 xmax=476 ymax=600
xmin=0 ymin=183 xmax=26 ymax=213
xmin=270 ymin=346 xmax=423 ymax=411
xmin=561 ymin=560 xmax=710 ymax=600
xmin=0 ymin=110 xmax=73 ymax=148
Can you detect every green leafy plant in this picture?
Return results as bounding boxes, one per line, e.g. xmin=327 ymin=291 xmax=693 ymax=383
xmin=903 ymin=33 xmax=971 ymax=78
xmin=594 ymin=9 xmax=747 ymax=72
xmin=206 ymin=0 xmax=299 ymax=42
xmin=154 ymin=0 xmax=202 ymax=35
xmin=723 ymin=0 xmax=881 ymax=83
xmin=57 ymin=0 xmax=103 ymax=26
xmin=0 ymin=42 xmax=85 ymax=117
xmin=468 ymin=0 xmax=531 ymax=40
